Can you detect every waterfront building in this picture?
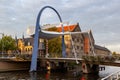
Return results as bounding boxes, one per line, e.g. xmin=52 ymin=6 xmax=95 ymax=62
xmin=82 ymin=30 xmax=95 ymax=55
xmin=16 ymin=23 xmax=111 ymax=57
xmin=17 ymin=37 xmax=46 ymax=56
xmin=57 ymin=23 xmax=84 ymax=58
xmin=17 ymin=37 xmax=33 ymax=54
xmin=94 ymin=45 xmax=111 ymax=56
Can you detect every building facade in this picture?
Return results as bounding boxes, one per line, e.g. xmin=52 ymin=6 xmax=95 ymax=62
xmin=83 ymin=30 xmax=95 ymax=55
xmin=94 ymin=45 xmax=111 ymax=56
xmin=16 ymin=23 xmax=111 ymax=58
xmin=17 ymin=37 xmax=45 ymax=56
xmin=57 ymin=23 xmax=84 ymax=58
xmin=17 ymin=38 xmax=33 ymax=54
xmin=57 ymin=23 xmax=96 ymax=58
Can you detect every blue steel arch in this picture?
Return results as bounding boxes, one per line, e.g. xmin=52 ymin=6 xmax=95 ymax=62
xmin=30 ymin=6 xmax=66 ymax=72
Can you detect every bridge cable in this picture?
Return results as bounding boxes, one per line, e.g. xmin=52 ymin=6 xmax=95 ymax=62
xmin=87 ymin=31 xmax=96 ymax=56
xmin=67 ymin=23 xmax=79 ymax=64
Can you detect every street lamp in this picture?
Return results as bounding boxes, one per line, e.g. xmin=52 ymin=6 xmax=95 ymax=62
xmin=0 ymin=33 xmax=4 ymax=55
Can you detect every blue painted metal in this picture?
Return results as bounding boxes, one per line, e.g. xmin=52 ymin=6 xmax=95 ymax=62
xmin=60 ymin=21 xmax=66 ymax=58
xmin=30 ymin=6 xmax=66 ymax=72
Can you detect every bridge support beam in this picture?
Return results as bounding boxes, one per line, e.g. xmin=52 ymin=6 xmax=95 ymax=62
xmin=44 ymin=60 xmax=68 ymax=72
xmin=82 ymin=62 xmax=91 ymax=73
xmin=82 ymin=62 xmax=99 ymax=73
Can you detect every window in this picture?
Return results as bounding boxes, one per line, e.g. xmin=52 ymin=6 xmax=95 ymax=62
xmin=81 ymin=39 xmax=83 ymax=43
xmin=26 ymin=48 xmax=27 ymax=52
xmin=77 ymin=46 xmax=79 ymax=49
xmin=81 ymin=46 xmax=83 ymax=50
xmin=28 ymin=42 xmax=30 ymax=46
xmin=31 ymin=48 xmax=32 ymax=51
xmin=39 ymin=39 xmax=44 ymax=42
xmin=28 ymin=48 xmax=29 ymax=51
xmin=72 ymin=38 xmax=74 ymax=41
xmin=66 ymin=44 xmax=69 ymax=48
xmin=90 ymin=48 xmax=92 ymax=51
xmin=77 ymin=39 xmax=79 ymax=42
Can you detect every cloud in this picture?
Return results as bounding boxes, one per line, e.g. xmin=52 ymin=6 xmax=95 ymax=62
xmin=106 ymin=44 xmax=120 ymax=52
xmin=0 ymin=0 xmax=120 ymax=52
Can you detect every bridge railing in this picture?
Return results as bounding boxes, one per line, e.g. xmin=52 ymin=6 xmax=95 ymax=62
xmin=0 ymin=53 xmax=32 ymax=60
xmin=81 ymin=55 xmax=116 ymax=62
xmin=0 ymin=53 xmax=16 ymax=58
xmin=101 ymin=70 xmax=120 ymax=80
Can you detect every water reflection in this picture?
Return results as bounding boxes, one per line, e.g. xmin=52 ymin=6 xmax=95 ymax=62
xmin=0 ymin=71 xmax=99 ymax=80
xmin=29 ymin=71 xmax=99 ymax=80
xmin=30 ymin=71 xmax=52 ymax=80
xmin=45 ymin=71 xmax=50 ymax=80
xmin=30 ymin=72 xmax=37 ymax=80
xmin=99 ymin=66 xmax=120 ymax=78
xmin=0 ymin=71 xmax=30 ymax=80
xmin=0 ymin=66 xmax=120 ymax=80
xmin=80 ymin=74 xmax=99 ymax=80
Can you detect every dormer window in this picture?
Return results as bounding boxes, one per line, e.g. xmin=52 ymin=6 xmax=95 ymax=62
xmin=28 ymin=42 xmax=30 ymax=46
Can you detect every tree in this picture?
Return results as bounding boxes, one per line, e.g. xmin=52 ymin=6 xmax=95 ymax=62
xmin=48 ymin=37 xmax=62 ymax=57
xmin=0 ymin=35 xmax=17 ymax=53
xmin=47 ymin=27 xmax=62 ymax=57
xmin=112 ymin=51 xmax=117 ymax=55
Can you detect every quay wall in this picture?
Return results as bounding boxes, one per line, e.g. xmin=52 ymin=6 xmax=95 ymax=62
xmin=0 ymin=59 xmax=31 ymax=72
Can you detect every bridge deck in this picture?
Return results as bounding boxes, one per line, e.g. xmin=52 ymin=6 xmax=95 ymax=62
xmin=1 ymin=57 xmax=120 ymax=67
xmin=40 ymin=58 xmax=120 ymax=67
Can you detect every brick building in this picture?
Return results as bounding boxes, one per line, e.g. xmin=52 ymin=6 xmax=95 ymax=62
xmin=16 ymin=23 xmax=111 ymax=57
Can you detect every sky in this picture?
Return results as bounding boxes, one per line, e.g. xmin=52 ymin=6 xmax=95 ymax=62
xmin=0 ymin=0 xmax=120 ymax=52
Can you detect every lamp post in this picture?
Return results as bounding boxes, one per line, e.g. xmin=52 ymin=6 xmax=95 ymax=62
xmin=0 ymin=33 xmax=4 ymax=56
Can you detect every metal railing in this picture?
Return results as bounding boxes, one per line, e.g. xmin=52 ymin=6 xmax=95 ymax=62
xmin=101 ymin=70 xmax=120 ymax=80
xmin=0 ymin=53 xmax=16 ymax=58
xmin=0 ymin=53 xmax=32 ymax=60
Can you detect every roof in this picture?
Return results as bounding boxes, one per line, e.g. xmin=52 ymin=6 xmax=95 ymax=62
xmin=31 ymin=23 xmax=82 ymax=39
xmin=18 ymin=37 xmax=34 ymax=46
xmin=94 ymin=45 xmax=110 ymax=52
xmin=24 ymin=38 xmax=33 ymax=46
xmin=57 ymin=24 xmax=78 ymax=32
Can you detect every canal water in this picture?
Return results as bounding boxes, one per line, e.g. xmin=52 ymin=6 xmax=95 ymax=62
xmin=0 ymin=66 xmax=120 ymax=80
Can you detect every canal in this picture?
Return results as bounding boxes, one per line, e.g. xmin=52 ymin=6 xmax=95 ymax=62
xmin=0 ymin=66 xmax=120 ymax=80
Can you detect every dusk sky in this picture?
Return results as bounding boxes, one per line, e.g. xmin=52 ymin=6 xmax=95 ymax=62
xmin=0 ymin=0 xmax=120 ymax=52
